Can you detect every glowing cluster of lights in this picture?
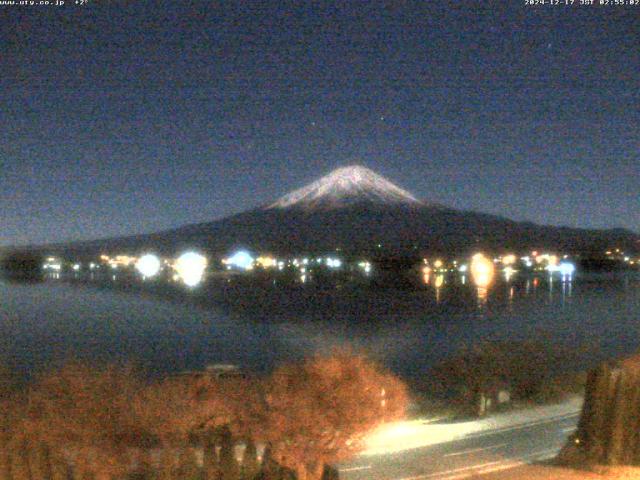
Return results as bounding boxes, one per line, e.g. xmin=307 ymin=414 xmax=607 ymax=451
xmin=255 ymin=256 xmax=277 ymax=269
xmin=135 ymin=254 xmax=161 ymax=278
xmin=606 ymin=248 xmax=623 ymax=258
xmin=326 ymin=257 xmax=342 ymax=269
xmin=559 ymin=262 xmax=575 ymax=276
xmin=535 ymin=253 xmax=559 ymax=266
xmin=546 ymin=260 xmax=576 ymax=281
xmin=605 ymin=249 xmax=637 ymax=265
xmin=43 ymin=257 xmax=62 ymax=271
xmin=223 ymin=250 xmax=254 ymax=271
xmin=100 ymin=254 xmax=137 ymax=270
xmin=358 ymin=261 xmax=372 ymax=274
xmin=470 ymin=253 xmax=495 ymax=288
xmin=422 ymin=259 xmax=449 ymax=273
xmin=175 ymin=251 xmax=208 ymax=287
xmin=501 ymin=254 xmax=517 ymax=265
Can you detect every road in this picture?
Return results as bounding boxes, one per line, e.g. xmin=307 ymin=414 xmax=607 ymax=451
xmin=339 ymin=406 xmax=580 ymax=480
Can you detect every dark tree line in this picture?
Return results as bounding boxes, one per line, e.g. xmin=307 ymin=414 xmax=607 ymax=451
xmin=0 ymin=251 xmax=44 ymax=281
xmin=426 ymin=338 xmax=591 ymax=416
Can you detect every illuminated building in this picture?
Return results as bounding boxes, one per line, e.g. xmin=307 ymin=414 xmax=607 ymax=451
xmin=100 ymin=254 xmax=138 ymax=270
xmin=326 ymin=257 xmax=342 ymax=268
xmin=43 ymin=257 xmax=62 ymax=271
xmin=175 ymin=251 xmax=208 ymax=287
xmin=256 ymin=256 xmax=277 ymax=269
xmin=502 ymin=254 xmax=516 ymax=265
xmin=223 ymin=250 xmax=254 ymax=271
xmin=135 ymin=254 xmax=161 ymax=278
xmin=470 ymin=253 xmax=495 ymax=289
xmin=559 ymin=262 xmax=576 ymax=282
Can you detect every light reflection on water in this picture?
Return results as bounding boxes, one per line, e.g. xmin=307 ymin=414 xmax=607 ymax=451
xmin=0 ymin=271 xmax=639 ymax=385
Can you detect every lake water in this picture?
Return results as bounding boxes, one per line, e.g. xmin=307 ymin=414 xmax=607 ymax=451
xmin=1 ymin=271 xmax=639 ymax=386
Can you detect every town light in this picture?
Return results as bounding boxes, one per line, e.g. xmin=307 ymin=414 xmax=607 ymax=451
xmin=175 ymin=251 xmax=208 ymax=287
xmin=358 ymin=261 xmax=372 ymax=274
xmin=503 ymin=266 xmax=516 ymax=282
xmin=43 ymin=258 xmax=62 ymax=272
xmin=326 ymin=257 xmax=342 ymax=268
xmin=559 ymin=262 xmax=576 ymax=277
xmin=225 ymin=250 xmax=254 ymax=270
xmin=502 ymin=254 xmax=516 ymax=265
xmin=136 ymin=254 xmax=161 ymax=278
xmin=256 ymin=256 xmax=277 ymax=268
xmin=470 ymin=253 xmax=495 ymax=288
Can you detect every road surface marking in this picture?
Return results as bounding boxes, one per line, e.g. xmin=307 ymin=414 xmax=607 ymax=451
xmin=466 ymin=461 xmax=525 ymax=478
xmin=463 ymin=411 xmax=580 ymax=439
xmin=443 ymin=443 xmax=507 ymax=457
xmin=429 ymin=448 xmax=561 ymax=480
xmin=522 ymin=447 xmax=561 ymax=461
xmin=339 ymin=465 xmax=372 ymax=472
xmin=396 ymin=446 xmax=563 ymax=480
xmin=397 ymin=460 xmax=504 ymax=480
xmin=561 ymin=426 xmax=576 ymax=433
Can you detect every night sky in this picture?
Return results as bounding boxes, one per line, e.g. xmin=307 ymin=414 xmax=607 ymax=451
xmin=1 ymin=1 xmax=638 ymax=246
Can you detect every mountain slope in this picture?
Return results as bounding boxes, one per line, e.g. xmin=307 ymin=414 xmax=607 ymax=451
xmin=32 ymin=166 xmax=640 ymax=258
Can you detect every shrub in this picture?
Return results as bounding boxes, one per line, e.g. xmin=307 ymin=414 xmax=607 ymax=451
xmin=427 ymin=338 xmax=590 ymax=411
xmin=262 ymin=348 xmax=408 ymax=480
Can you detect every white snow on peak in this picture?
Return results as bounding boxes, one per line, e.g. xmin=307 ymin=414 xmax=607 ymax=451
xmin=268 ymin=165 xmax=422 ymax=210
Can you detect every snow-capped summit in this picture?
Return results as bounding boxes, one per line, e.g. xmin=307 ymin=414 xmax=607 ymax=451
xmin=267 ymin=165 xmax=423 ymax=210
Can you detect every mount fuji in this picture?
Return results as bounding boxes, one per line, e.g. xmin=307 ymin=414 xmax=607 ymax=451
xmin=267 ymin=165 xmax=422 ymax=210
xmin=35 ymin=165 xmax=639 ymax=258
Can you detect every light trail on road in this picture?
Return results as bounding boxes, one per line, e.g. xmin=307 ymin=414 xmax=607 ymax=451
xmin=340 ymin=405 xmax=581 ymax=480
xmin=443 ymin=443 xmax=507 ymax=458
